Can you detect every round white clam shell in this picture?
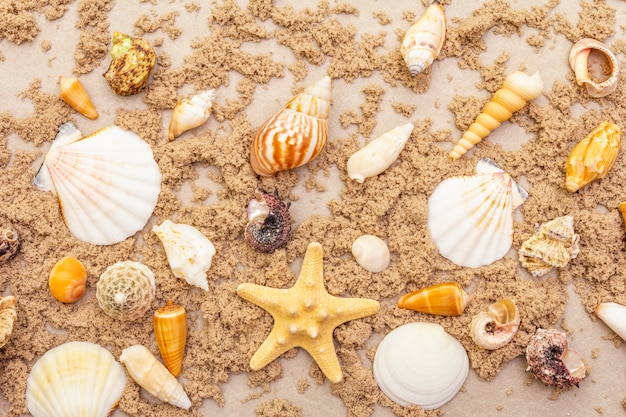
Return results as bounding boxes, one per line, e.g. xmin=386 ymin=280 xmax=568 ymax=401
xmin=351 ymin=234 xmax=390 ymax=272
xmin=32 ymin=123 xmax=162 ymax=245
xmin=373 ymin=322 xmax=469 ymax=409
xmin=26 ymin=341 xmax=127 ymax=417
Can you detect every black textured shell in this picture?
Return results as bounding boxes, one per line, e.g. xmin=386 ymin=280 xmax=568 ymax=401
xmin=245 ymin=189 xmax=291 ymax=253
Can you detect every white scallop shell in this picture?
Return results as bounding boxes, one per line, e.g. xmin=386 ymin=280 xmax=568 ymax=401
xmin=152 ymin=219 xmax=216 ymax=291
xmin=167 ymin=89 xmax=215 ymax=140
xmin=120 ymin=344 xmax=191 ymax=410
xmin=347 ymin=122 xmax=413 ymax=183
xmin=32 ymin=122 xmax=161 ymax=245
xmin=373 ymin=322 xmax=468 ymax=409
xmin=351 ymin=234 xmax=390 ymax=273
xmin=428 ymin=158 xmax=528 ymax=268
xmin=595 ymin=302 xmax=626 ymax=341
xmin=26 ymin=341 xmax=127 ymax=417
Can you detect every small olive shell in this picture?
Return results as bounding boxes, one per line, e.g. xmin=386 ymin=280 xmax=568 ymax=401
xmin=49 ymin=256 xmax=87 ymax=303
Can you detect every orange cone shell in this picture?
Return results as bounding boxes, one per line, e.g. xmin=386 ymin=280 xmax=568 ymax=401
xmin=154 ymin=300 xmax=187 ymax=377
xmin=59 ymin=76 xmax=98 ymax=119
xmin=397 ymin=281 xmax=471 ymax=316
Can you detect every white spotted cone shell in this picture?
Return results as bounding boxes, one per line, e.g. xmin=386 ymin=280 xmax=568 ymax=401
xmin=167 ymin=89 xmax=215 ymax=140
xmin=401 ymin=3 xmax=446 ymax=76
xmin=250 ymin=76 xmax=331 ymax=176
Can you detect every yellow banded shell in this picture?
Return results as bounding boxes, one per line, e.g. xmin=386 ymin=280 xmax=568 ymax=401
xmin=569 ymin=38 xmax=620 ymax=98
xmin=469 ymin=298 xmax=520 ymax=350
xmin=0 ymin=295 xmax=17 ymax=349
xmin=154 ymin=300 xmax=188 ymax=377
xmin=96 ymin=260 xmax=155 ymax=321
xmin=400 ymin=2 xmax=446 ymax=76
xmin=103 ymin=32 xmax=156 ymax=96
xmin=565 ymin=121 xmax=621 ymax=192
xmin=49 ymin=256 xmax=87 ymax=303
xmin=397 ymin=281 xmax=470 ymax=316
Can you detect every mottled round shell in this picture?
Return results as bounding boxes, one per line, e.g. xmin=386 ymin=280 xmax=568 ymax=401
xmin=103 ymin=32 xmax=156 ymax=96
xmin=96 ymin=260 xmax=156 ymax=321
xmin=351 ymin=234 xmax=390 ymax=272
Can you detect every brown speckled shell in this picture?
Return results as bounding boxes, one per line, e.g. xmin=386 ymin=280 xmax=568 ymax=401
xmin=103 ymin=32 xmax=156 ymax=96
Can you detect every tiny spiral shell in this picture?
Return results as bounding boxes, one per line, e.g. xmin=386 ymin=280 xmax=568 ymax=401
xmin=59 ymin=76 xmax=98 ymax=119
xmin=167 ymin=89 xmax=215 ymax=140
xmin=569 ymin=38 xmax=620 ymax=98
xmin=154 ymin=300 xmax=188 ymax=377
xmin=49 ymin=256 xmax=87 ymax=303
xmin=449 ymin=71 xmax=544 ymax=160
xmin=0 ymin=228 xmax=19 ymax=264
xmin=400 ymin=2 xmax=446 ymax=76
xmin=250 ymin=76 xmax=331 ymax=176
xmin=469 ymin=298 xmax=520 ymax=350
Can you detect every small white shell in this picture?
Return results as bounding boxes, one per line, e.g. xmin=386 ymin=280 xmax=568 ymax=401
xmin=26 ymin=341 xmax=127 ymax=417
xmin=595 ymin=302 xmax=626 ymax=341
xmin=152 ymin=219 xmax=216 ymax=291
xmin=167 ymin=89 xmax=215 ymax=140
xmin=120 ymin=344 xmax=191 ymax=410
xmin=428 ymin=158 xmax=528 ymax=268
xmin=32 ymin=123 xmax=161 ymax=245
xmin=469 ymin=298 xmax=520 ymax=350
xmin=401 ymin=3 xmax=446 ymax=75
xmin=373 ymin=322 xmax=469 ymax=409
xmin=347 ymin=123 xmax=413 ymax=183
xmin=351 ymin=234 xmax=390 ymax=273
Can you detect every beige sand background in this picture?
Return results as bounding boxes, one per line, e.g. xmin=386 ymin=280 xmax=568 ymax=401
xmin=1 ymin=0 xmax=626 ymax=416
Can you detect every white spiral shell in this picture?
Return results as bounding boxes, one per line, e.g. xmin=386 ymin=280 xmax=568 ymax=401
xmin=167 ymin=89 xmax=215 ymax=140
xmin=400 ymin=3 xmax=446 ymax=75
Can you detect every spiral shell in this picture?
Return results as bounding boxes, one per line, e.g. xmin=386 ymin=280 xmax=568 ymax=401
xmin=565 ymin=121 xmax=620 ymax=192
xmin=154 ymin=300 xmax=188 ymax=377
xmin=351 ymin=234 xmax=390 ymax=273
xmin=49 ymin=256 xmax=87 ymax=303
xmin=449 ymin=71 xmax=544 ymax=160
xmin=96 ymin=260 xmax=156 ymax=321
xmin=245 ymin=189 xmax=291 ymax=253
xmin=0 ymin=227 xmax=19 ymax=264
xmin=347 ymin=123 xmax=413 ymax=183
xmin=397 ymin=282 xmax=470 ymax=316
xmin=469 ymin=298 xmax=520 ymax=350
xmin=59 ymin=76 xmax=98 ymax=119
xmin=103 ymin=32 xmax=156 ymax=96
xmin=400 ymin=2 xmax=446 ymax=76
xmin=250 ymin=76 xmax=331 ymax=176
xmin=0 ymin=295 xmax=17 ymax=349
xmin=167 ymin=89 xmax=215 ymax=140
xmin=120 ymin=344 xmax=191 ymax=410
xmin=569 ymin=38 xmax=620 ymax=98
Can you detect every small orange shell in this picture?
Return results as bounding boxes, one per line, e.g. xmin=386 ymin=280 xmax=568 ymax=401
xmin=397 ymin=281 xmax=470 ymax=316
xmin=59 ymin=76 xmax=98 ymax=119
xmin=154 ymin=300 xmax=188 ymax=377
xmin=49 ymin=256 xmax=87 ymax=303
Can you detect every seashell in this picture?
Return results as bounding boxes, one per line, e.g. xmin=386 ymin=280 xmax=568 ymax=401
xmin=167 ymin=89 xmax=216 ymax=140
xmin=469 ymin=298 xmax=520 ymax=350
xmin=120 ymin=344 xmax=191 ymax=410
xmin=564 ymin=121 xmax=621 ymax=192
xmin=373 ymin=322 xmax=469 ymax=409
xmin=49 ymin=256 xmax=87 ymax=303
xmin=449 ymin=71 xmax=544 ymax=160
xmin=619 ymin=202 xmax=626 ymax=232
xmin=0 ymin=227 xmax=19 ymax=264
xmin=428 ymin=158 xmax=528 ymax=268
xmin=518 ymin=216 xmax=580 ymax=277
xmin=400 ymin=2 xmax=446 ymax=76
xmin=96 ymin=260 xmax=156 ymax=321
xmin=525 ymin=328 xmax=586 ymax=388
xmin=25 ymin=341 xmax=126 ymax=417
xmin=397 ymin=281 xmax=470 ymax=316
xmin=58 ymin=76 xmax=98 ymax=119
xmin=32 ymin=122 xmax=161 ymax=245
xmin=152 ymin=219 xmax=216 ymax=291
xmin=351 ymin=234 xmax=390 ymax=273
xmin=595 ymin=302 xmax=626 ymax=341
xmin=244 ymin=188 xmax=292 ymax=253
xmin=0 ymin=295 xmax=17 ymax=349
xmin=347 ymin=122 xmax=413 ymax=183
xmin=103 ymin=32 xmax=156 ymax=96
xmin=250 ymin=76 xmax=331 ymax=176
xmin=154 ymin=300 xmax=188 ymax=377
xmin=569 ymin=38 xmax=620 ymax=98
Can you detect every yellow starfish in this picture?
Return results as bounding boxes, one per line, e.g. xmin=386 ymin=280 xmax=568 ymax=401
xmin=237 ymin=241 xmax=380 ymax=383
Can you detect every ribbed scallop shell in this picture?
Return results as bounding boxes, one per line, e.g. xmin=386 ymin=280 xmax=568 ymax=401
xmin=373 ymin=322 xmax=469 ymax=409
xmin=351 ymin=234 xmax=390 ymax=273
xmin=569 ymin=38 xmax=620 ymax=98
xmin=25 ymin=341 xmax=126 ymax=417
xmin=167 ymin=89 xmax=215 ymax=140
xmin=49 ymin=256 xmax=87 ymax=303
xmin=565 ymin=121 xmax=621 ymax=192
xmin=428 ymin=158 xmax=528 ymax=268
xmin=96 ymin=260 xmax=155 ymax=321
xmin=152 ymin=219 xmax=216 ymax=291
xmin=347 ymin=122 xmax=413 ymax=183
xmin=32 ymin=123 xmax=162 ymax=245
xmin=154 ymin=300 xmax=187 ymax=377
xmin=0 ymin=295 xmax=17 ymax=349
xmin=595 ymin=302 xmax=626 ymax=341
xmin=449 ymin=71 xmax=543 ymax=160
xmin=397 ymin=281 xmax=470 ymax=316
xmin=59 ymin=76 xmax=98 ymax=119
xmin=250 ymin=76 xmax=331 ymax=176
xmin=469 ymin=298 xmax=520 ymax=350
xmin=120 ymin=344 xmax=191 ymax=410
xmin=400 ymin=3 xmax=446 ymax=76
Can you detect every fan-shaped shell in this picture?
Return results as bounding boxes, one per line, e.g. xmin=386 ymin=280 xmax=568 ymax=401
xmin=351 ymin=234 xmax=390 ymax=273
xmin=428 ymin=158 xmax=528 ymax=268
xmin=96 ymin=260 xmax=156 ymax=321
xmin=25 ymin=341 xmax=127 ymax=417
xmin=152 ymin=219 xmax=216 ymax=291
xmin=400 ymin=3 xmax=446 ymax=76
xmin=0 ymin=295 xmax=17 ymax=349
xmin=154 ymin=300 xmax=187 ymax=377
xmin=569 ymin=38 xmax=620 ymax=98
xmin=32 ymin=123 xmax=162 ymax=245
xmin=250 ymin=76 xmax=331 ymax=176
xmin=373 ymin=322 xmax=469 ymax=409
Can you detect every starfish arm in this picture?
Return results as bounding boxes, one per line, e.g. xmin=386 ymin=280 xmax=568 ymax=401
xmin=237 ymin=282 xmax=290 ymax=312
xmin=296 ymin=242 xmax=325 ymax=290
xmin=302 ymin=332 xmax=343 ymax=383
xmin=326 ymin=297 xmax=380 ymax=327
xmin=249 ymin=326 xmax=297 ymax=370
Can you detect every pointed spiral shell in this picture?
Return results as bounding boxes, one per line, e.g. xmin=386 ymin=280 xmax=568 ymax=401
xmin=400 ymin=3 xmax=446 ymax=76
xmin=397 ymin=282 xmax=471 ymax=316
xmin=167 ymin=89 xmax=215 ymax=140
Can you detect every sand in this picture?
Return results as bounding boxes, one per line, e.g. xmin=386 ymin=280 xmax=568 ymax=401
xmin=1 ymin=0 xmax=626 ymax=416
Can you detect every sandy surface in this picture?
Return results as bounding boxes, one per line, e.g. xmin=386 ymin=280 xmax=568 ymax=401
xmin=1 ymin=0 xmax=626 ymax=416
